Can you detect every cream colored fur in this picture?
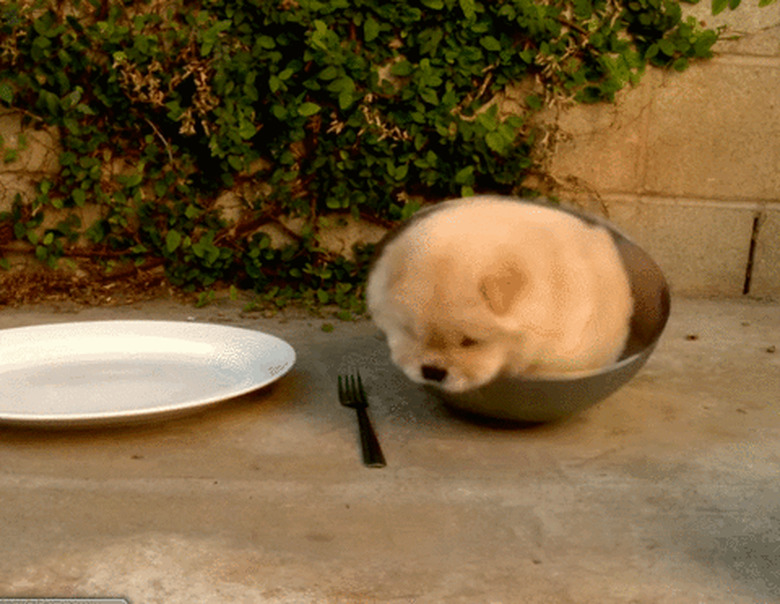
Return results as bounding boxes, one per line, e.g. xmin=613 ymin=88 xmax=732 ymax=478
xmin=366 ymin=196 xmax=634 ymax=393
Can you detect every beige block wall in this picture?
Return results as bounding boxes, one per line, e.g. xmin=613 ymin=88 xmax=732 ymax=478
xmin=547 ymin=3 xmax=780 ymax=300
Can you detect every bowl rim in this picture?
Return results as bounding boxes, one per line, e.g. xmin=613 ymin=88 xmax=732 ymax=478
xmin=488 ymin=338 xmax=660 ymax=384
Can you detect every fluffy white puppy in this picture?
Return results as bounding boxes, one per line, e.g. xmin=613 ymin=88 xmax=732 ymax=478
xmin=366 ymin=196 xmax=634 ymax=393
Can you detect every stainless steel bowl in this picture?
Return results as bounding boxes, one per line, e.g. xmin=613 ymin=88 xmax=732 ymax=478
xmin=424 ymin=200 xmax=671 ymax=423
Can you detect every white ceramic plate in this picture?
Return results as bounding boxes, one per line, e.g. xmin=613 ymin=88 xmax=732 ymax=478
xmin=0 ymin=320 xmax=296 ymax=427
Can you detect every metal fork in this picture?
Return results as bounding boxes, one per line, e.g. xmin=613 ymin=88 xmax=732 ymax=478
xmin=338 ymin=372 xmax=386 ymax=468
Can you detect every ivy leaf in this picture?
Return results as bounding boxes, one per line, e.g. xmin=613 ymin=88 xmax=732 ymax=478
xmin=459 ymin=0 xmax=476 ymax=19
xmin=525 ymin=95 xmax=543 ymax=110
xmin=298 ymin=102 xmax=321 ymax=117
xmin=319 ymin=65 xmax=340 ymax=80
xmin=454 ymin=165 xmax=475 ymax=184
xmin=271 ymin=104 xmax=287 ymax=120
xmin=311 ymin=19 xmax=338 ymax=52
xmin=327 ymin=76 xmax=355 ymax=93
xmin=238 ymin=118 xmax=257 ymax=139
xmin=658 ymin=39 xmax=676 ymax=56
xmin=341 ymin=90 xmax=356 ymax=109
xmin=0 ymin=82 xmax=13 ymax=105
xmin=400 ymin=201 xmax=421 ymax=220
xmin=389 ymin=162 xmax=409 ymax=180
xmin=39 ymin=90 xmax=59 ymax=115
xmin=480 ymin=36 xmax=502 ymax=51
xmin=419 ymin=28 xmax=444 ymax=55
xmin=119 ymin=173 xmax=143 ymax=187
xmin=574 ymin=0 xmax=593 ymax=18
xmin=486 ymin=131 xmax=508 ymax=153
xmin=646 ymin=44 xmax=659 ymax=60
xmin=420 ymin=87 xmax=439 ymax=104
xmin=476 ymin=108 xmax=498 ymax=132
xmin=63 ymin=117 xmax=80 ymax=134
xmin=75 ymin=102 xmax=96 ymax=116
xmin=694 ymin=30 xmax=718 ymax=57
xmin=166 ymin=230 xmax=182 ymax=253
xmin=256 ymin=35 xmax=275 ymax=49
xmin=391 ymin=61 xmax=414 ymax=77
xmin=72 ymin=188 xmax=86 ymax=206
xmin=711 ymin=0 xmax=729 ymax=14
xmin=364 ymin=17 xmax=380 ymax=42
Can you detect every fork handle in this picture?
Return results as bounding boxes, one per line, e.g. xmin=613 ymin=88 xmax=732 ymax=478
xmin=355 ymin=407 xmax=386 ymax=468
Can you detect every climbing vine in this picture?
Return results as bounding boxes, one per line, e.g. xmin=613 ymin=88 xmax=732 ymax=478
xmin=0 ymin=0 xmax=727 ymax=312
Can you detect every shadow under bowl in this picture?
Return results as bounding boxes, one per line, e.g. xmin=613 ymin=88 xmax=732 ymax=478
xmin=426 ymin=202 xmax=671 ymax=423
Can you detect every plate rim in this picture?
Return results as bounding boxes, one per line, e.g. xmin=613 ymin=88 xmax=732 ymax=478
xmin=0 ymin=319 xmax=296 ymax=428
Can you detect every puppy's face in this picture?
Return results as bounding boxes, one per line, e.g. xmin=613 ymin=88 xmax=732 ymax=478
xmin=368 ymin=248 xmax=528 ymax=393
xmin=384 ymin=311 xmax=511 ymax=393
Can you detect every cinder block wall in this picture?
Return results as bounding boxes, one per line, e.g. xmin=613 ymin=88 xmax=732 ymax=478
xmin=545 ymin=3 xmax=780 ymax=300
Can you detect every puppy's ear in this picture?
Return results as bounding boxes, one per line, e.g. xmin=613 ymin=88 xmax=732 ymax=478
xmin=479 ymin=260 xmax=527 ymax=316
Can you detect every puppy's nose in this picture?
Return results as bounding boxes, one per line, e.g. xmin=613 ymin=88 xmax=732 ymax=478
xmin=421 ymin=365 xmax=447 ymax=383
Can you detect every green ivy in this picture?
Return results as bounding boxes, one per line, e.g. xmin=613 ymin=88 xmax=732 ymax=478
xmin=0 ymin=0 xmax=728 ymax=312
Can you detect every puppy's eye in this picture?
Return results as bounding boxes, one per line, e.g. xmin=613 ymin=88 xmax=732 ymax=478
xmin=460 ymin=336 xmax=479 ymax=348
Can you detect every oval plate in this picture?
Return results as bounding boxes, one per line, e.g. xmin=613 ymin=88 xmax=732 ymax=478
xmin=0 ymin=320 xmax=296 ymax=428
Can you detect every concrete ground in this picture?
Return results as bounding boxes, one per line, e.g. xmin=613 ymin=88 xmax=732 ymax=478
xmin=0 ymin=296 xmax=778 ymax=603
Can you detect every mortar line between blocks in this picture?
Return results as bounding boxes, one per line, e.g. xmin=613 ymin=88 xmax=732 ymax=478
xmin=598 ymin=193 xmax=780 ymax=212
xmin=712 ymin=53 xmax=780 ymax=69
